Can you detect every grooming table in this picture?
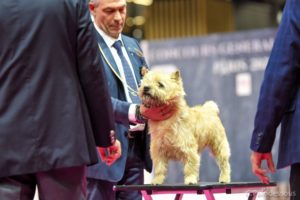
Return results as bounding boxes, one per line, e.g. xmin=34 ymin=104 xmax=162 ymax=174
xmin=113 ymin=182 xmax=276 ymax=200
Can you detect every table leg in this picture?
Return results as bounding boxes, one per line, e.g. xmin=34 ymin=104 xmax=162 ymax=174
xmin=203 ymin=190 xmax=216 ymax=200
xmin=174 ymin=194 xmax=183 ymax=200
xmin=141 ymin=190 xmax=153 ymax=200
xmin=248 ymin=192 xmax=257 ymax=200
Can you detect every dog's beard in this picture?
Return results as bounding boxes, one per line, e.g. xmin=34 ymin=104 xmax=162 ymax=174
xmin=141 ymin=94 xmax=167 ymax=107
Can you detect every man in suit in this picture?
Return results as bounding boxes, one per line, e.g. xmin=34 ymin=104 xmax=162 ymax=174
xmin=250 ymin=0 xmax=300 ymax=199
xmin=0 ymin=0 xmax=121 ymax=199
xmin=87 ymin=0 xmax=175 ymax=199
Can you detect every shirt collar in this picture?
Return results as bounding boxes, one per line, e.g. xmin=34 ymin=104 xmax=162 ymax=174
xmin=93 ymin=23 xmax=123 ymax=48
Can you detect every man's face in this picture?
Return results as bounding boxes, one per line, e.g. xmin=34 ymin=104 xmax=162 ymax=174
xmin=90 ymin=0 xmax=127 ymax=39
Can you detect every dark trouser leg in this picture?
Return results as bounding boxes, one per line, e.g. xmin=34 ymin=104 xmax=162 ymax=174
xmin=86 ymin=135 xmax=145 ymax=200
xmin=36 ymin=165 xmax=86 ymax=200
xmin=290 ymin=163 xmax=300 ymax=200
xmin=116 ymin=137 xmax=144 ymax=200
xmin=87 ymin=178 xmax=116 ymax=200
xmin=0 ymin=175 xmax=36 ymax=200
xmin=86 ymin=164 xmax=143 ymax=200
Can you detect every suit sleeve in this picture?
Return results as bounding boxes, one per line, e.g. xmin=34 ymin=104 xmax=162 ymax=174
xmin=111 ymin=97 xmax=131 ymax=127
xmin=76 ymin=0 xmax=115 ymax=147
xmin=250 ymin=0 xmax=300 ymax=152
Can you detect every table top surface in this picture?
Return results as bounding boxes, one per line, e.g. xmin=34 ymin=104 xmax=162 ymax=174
xmin=113 ymin=182 xmax=276 ymax=191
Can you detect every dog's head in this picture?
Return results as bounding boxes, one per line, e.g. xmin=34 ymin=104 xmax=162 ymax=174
xmin=138 ymin=70 xmax=185 ymax=107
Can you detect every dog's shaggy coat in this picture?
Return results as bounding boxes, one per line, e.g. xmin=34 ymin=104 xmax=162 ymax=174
xmin=138 ymin=70 xmax=231 ymax=184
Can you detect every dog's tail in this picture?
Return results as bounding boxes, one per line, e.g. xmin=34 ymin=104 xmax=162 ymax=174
xmin=203 ymin=101 xmax=219 ymax=114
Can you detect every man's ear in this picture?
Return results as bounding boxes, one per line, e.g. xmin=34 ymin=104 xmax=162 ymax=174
xmin=89 ymin=2 xmax=95 ymax=13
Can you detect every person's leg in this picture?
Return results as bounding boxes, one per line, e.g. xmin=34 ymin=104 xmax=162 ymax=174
xmin=290 ymin=163 xmax=300 ymax=200
xmin=0 ymin=174 xmax=36 ymax=200
xmin=116 ymin=137 xmax=144 ymax=200
xmin=36 ymin=165 xmax=86 ymax=200
xmin=87 ymin=178 xmax=116 ymax=200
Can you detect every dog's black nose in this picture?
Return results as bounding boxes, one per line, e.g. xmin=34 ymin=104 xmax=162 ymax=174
xmin=143 ymin=86 xmax=150 ymax=93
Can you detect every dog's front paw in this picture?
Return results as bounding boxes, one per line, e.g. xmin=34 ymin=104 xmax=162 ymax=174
xmin=184 ymin=176 xmax=198 ymax=185
xmin=151 ymin=176 xmax=165 ymax=185
xmin=219 ymin=175 xmax=231 ymax=183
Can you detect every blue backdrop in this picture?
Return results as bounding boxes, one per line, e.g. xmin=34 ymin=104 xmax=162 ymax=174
xmin=141 ymin=28 xmax=290 ymax=183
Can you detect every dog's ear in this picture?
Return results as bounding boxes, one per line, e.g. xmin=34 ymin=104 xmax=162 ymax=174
xmin=171 ymin=70 xmax=181 ymax=82
xmin=140 ymin=66 xmax=149 ymax=77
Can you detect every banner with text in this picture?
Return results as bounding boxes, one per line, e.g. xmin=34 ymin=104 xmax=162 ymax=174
xmin=141 ymin=28 xmax=289 ymax=183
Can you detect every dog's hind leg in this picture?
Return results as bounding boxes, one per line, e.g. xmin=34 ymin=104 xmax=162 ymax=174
xmin=216 ymin=154 xmax=231 ymax=183
xmin=183 ymin=151 xmax=200 ymax=184
xmin=211 ymin=139 xmax=231 ymax=183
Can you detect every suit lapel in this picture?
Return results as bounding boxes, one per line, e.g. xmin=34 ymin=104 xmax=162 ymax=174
xmin=96 ymin=32 xmax=142 ymax=85
xmin=95 ymin=32 xmax=121 ymax=76
xmin=121 ymin=35 xmax=142 ymax=84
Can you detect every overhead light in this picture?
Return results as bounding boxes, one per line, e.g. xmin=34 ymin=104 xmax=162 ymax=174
xmin=277 ymin=11 xmax=282 ymax=24
xmin=126 ymin=16 xmax=146 ymax=26
xmin=126 ymin=17 xmax=134 ymax=27
xmin=133 ymin=16 xmax=146 ymax=26
xmin=127 ymin=0 xmax=153 ymax=6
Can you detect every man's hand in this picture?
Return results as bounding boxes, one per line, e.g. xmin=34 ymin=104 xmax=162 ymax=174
xmin=98 ymin=131 xmax=121 ymax=166
xmin=250 ymin=151 xmax=276 ymax=184
xmin=140 ymin=103 xmax=176 ymax=121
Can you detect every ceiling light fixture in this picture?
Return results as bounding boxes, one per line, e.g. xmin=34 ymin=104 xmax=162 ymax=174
xmin=127 ymin=0 xmax=153 ymax=6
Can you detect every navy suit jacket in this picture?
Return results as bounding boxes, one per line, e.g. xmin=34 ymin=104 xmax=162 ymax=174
xmin=0 ymin=0 xmax=115 ymax=178
xmin=87 ymin=33 xmax=152 ymax=182
xmin=250 ymin=0 xmax=300 ymax=169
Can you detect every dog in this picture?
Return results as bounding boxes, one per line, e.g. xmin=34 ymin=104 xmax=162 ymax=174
xmin=138 ymin=69 xmax=231 ymax=184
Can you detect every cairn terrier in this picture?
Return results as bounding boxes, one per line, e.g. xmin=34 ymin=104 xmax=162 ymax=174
xmin=138 ymin=70 xmax=231 ymax=185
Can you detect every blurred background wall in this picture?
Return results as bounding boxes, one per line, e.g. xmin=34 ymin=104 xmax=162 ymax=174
xmin=124 ymin=0 xmax=285 ymax=40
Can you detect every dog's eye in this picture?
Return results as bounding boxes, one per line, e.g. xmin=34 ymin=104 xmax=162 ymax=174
xmin=158 ymin=82 xmax=164 ymax=88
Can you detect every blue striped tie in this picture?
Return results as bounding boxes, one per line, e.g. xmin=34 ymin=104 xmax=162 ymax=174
xmin=113 ymin=40 xmax=140 ymax=103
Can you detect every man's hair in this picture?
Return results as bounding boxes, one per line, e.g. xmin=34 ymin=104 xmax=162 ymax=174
xmin=90 ymin=0 xmax=100 ymax=6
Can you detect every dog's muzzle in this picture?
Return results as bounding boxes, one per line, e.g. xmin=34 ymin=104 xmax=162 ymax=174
xmin=142 ymin=86 xmax=151 ymax=96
